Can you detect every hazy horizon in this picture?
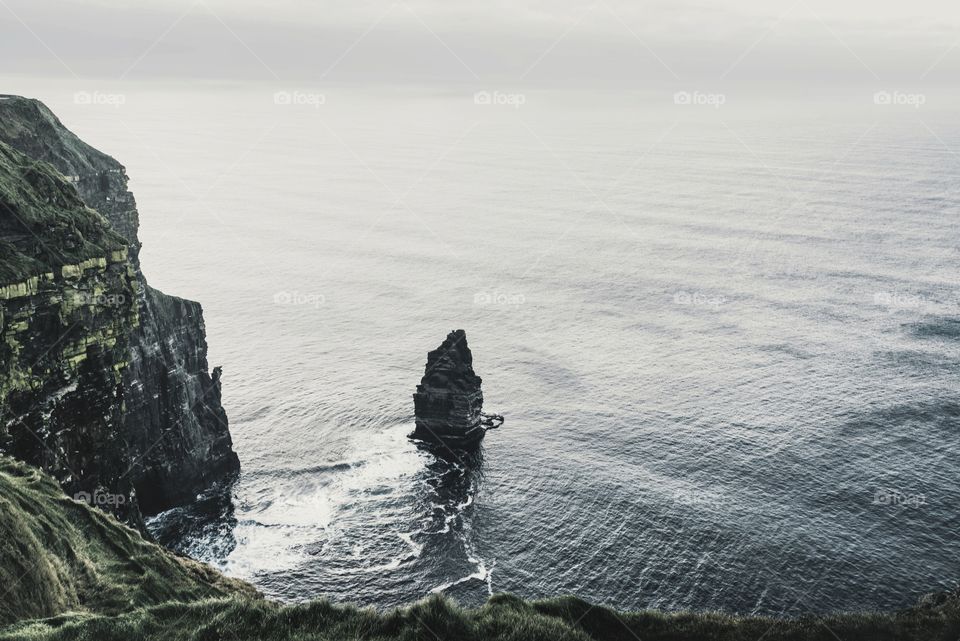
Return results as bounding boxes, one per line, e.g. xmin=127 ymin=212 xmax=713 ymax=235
xmin=2 ymin=0 xmax=960 ymax=91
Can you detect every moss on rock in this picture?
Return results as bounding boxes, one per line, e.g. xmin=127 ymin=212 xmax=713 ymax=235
xmin=0 ymin=141 xmax=126 ymax=286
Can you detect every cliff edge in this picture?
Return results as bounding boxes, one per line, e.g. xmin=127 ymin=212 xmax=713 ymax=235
xmin=0 ymin=95 xmax=239 ymax=519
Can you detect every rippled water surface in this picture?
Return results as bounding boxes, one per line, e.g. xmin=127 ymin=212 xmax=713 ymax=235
xmin=39 ymin=88 xmax=960 ymax=614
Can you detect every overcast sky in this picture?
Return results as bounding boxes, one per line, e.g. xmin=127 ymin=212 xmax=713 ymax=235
xmin=2 ymin=0 xmax=959 ymax=89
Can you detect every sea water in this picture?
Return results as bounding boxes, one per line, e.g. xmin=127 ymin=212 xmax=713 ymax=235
xmin=25 ymin=86 xmax=960 ymax=614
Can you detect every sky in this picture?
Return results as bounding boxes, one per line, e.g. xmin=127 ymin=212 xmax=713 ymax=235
xmin=1 ymin=0 xmax=959 ymax=90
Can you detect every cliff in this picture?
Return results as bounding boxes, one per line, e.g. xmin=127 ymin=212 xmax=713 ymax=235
xmin=0 ymin=456 xmax=957 ymax=640
xmin=0 ymin=140 xmax=141 ymax=523
xmin=0 ymin=95 xmax=238 ymax=519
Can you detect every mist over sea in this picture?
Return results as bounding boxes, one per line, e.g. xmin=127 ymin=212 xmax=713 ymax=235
xmin=25 ymin=86 xmax=960 ymax=615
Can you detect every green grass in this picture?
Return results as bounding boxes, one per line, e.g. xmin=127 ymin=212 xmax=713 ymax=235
xmin=0 ymin=457 xmax=254 ymax=627
xmin=1 ymin=455 xmax=958 ymax=640
xmin=3 ymin=592 xmax=959 ymax=641
xmin=0 ymin=141 xmax=127 ymax=284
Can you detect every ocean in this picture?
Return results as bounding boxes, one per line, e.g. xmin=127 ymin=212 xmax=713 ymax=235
xmin=26 ymin=85 xmax=960 ymax=615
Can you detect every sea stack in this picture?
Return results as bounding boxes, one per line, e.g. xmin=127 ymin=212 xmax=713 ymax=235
xmin=412 ymin=330 xmax=490 ymax=449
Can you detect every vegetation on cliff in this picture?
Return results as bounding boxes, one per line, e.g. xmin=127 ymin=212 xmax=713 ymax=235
xmin=0 ymin=457 xmax=253 ymax=627
xmin=0 ymin=141 xmax=126 ymax=285
xmin=0 ymin=96 xmax=239 ymax=526
xmin=1 ymin=456 xmax=957 ymax=640
xmin=0 ymin=139 xmax=143 ymax=524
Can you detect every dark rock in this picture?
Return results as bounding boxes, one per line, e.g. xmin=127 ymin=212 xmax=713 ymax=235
xmin=412 ymin=329 xmax=488 ymax=449
xmin=917 ymin=585 xmax=960 ymax=609
xmin=0 ymin=96 xmax=239 ymax=523
xmin=0 ymin=140 xmax=142 ymax=525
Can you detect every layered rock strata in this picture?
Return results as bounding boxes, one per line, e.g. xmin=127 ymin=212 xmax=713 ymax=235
xmin=412 ymin=329 xmax=488 ymax=449
xmin=0 ymin=95 xmax=239 ymax=521
xmin=0 ymin=140 xmax=141 ymax=523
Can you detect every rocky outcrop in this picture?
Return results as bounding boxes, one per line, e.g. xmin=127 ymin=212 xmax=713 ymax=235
xmin=124 ymin=286 xmax=237 ymax=513
xmin=0 ymin=140 xmax=141 ymax=523
xmin=0 ymin=95 xmax=238 ymax=519
xmin=412 ymin=329 xmax=488 ymax=449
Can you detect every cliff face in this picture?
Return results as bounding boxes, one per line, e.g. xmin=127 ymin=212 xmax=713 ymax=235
xmin=0 ymin=141 xmax=140 ymax=523
xmin=0 ymin=95 xmax=238 ymax=518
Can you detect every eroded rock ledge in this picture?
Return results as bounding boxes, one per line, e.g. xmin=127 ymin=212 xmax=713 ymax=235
xmin=0 ymin=96 xmax=239 ymax=524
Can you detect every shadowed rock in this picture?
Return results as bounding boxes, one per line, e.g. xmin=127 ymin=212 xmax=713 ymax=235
xmin=412 ymin=329 xmax=488 ymax=449
xmin=0 ymin=96 xmax=239 ymax=523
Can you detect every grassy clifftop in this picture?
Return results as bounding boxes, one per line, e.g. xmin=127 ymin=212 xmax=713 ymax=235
xmin=1 ymin=456 xmax=957 ymax=640
xmin=0 ymin=141 xmax=127 ymax=285
xmin=0 ymin=457 xmax=255 ymax=627
xmin=5 ymin=592 xmax=960 ymax=641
